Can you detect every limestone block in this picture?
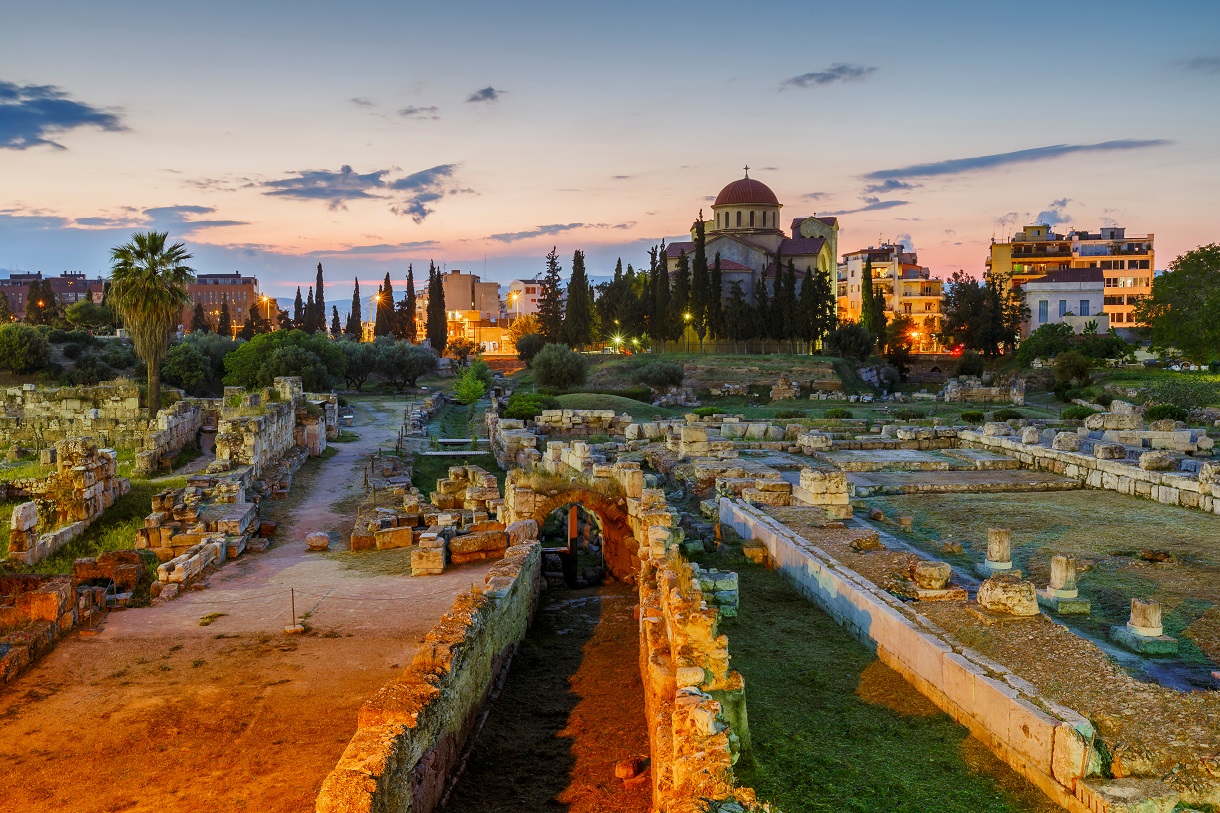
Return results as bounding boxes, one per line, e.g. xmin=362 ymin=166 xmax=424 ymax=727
xmin=680 ymin=425 xmax=708 ymax=444
xmin=10 ymin=501 xmax=38 ymax=531
xmin=744 ymin=423 xmax=769 ymax=440
xmin=1083 ymin=413 xmax=1105 ymax=431
xmin=374 ymin=526 xmax=412 ymax=550
xmin=411 ymin=548 xmax=444 ymax=575
xmin=977 ymin=575 xmax=1039 ymax=616
xmin=1200 ymin=461 xmax=1220 ymax=484
xmin=911 ymin=560 xmax=951 ymax=590
xmin=506 ymin=519 xmax=539 ymax=544
xmin=1139 ymin=451 xmax=1176 ymax=471
xmin=1051 ymin=431 xmax=1081 ymax=452
xmin=764 ymin=425 xmax=785 ymax=441
xmin=1020 ymin=427 xmax=1041 ymax=444
xmin=1094 ymin=443 xmax=1127 ymax=460
xmin=1127 ymin=597 xmax=1163 ymax=637
xmin=1148 ymin=418 xmax=1177 ymax=433
xmin=983 ymin=422 xmax=1012 ymax=437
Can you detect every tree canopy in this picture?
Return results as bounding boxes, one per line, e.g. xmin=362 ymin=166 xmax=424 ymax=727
xmin=1133 ymin=243 xmax=1220 ymax=364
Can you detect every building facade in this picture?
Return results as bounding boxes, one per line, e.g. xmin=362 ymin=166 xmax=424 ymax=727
xmin=986 ymin=224 xmax=1153 ymax=327
xmin=838 ymin=243 xmax=944 ymax=351
xmin=506 ymin=278 xmax=543 ymax=319
xmin=665 ymin=172 xmax=839 ymax=306
xmin=183 ymin=273 xmax=262 ymax=334
xmin=440 ymin=269 xmax=500 ymax=321
xmin=0 ymin=271 xmax=106 ymax=320
xmin=1019 ymin=268 xmax=1108 ymax=336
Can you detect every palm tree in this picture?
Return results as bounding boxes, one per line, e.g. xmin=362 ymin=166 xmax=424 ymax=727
xmin=108 ymin=231 xmax=195 ymax=414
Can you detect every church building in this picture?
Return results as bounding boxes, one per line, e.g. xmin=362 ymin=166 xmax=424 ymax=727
xmin=665 ymin=170 xmax=839 ymax=304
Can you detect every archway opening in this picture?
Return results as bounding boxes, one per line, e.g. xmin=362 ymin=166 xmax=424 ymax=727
xmin=540 ymin=502 xmax=607 ymax=588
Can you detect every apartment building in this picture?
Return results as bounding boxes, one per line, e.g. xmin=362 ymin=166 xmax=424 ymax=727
xmin=838 ymin=243 xmax=944 ymax=351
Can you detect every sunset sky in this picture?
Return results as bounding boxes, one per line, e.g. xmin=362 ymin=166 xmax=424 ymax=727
xmin=3 ymin=0 xmax=1218 ymax=308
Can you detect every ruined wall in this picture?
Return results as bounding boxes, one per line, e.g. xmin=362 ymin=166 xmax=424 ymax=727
xmin=0 ymin=575 xmax=79 ymax=686
xmin=961 ymin=430 xmax=1220 ymax=515
xmin=720 ymin=498 xmax=1100 ymax=813
xmin=315 ymin=541 xmax=541 ymax=813
xmin=5 ymin=439 xmax=132 ymax=566
xmin=532 ymin=408 xmax=632 ymax=436
xmin=1 ymin=382 xmax=202 ymax=475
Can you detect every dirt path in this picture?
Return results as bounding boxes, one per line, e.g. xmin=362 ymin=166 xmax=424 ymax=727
xmin=444 ymin=582 xmax=651 ymax=813
xmin=0 ymin=395 xmax=493 ymax=813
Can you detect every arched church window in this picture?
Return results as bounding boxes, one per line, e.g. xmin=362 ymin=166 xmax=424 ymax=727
xmin=749 ymin=211 xmax=755 ymax=227
xmin=736 ymin=211 xmax=741 ymax=227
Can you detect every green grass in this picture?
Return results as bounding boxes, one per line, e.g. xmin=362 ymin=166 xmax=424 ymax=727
xmin=331 ymin=430 xmax=360 ymax=443
xmin=694 ymin=546 xmax=1058 ymax=813
xmin=411 ymin=452 xmax=504 ymax=495
xmin=0 ymin=458 xmax=54 ymax=480
xmin=21 ymin=477 xmax=187 ymax=574
xmin=555 ymin=393 xmax=680 ymax=420
xmin=324 ymin=547 xmax=415 ymax=576
xmin=169 ymin=444 xmax=202 ymax=471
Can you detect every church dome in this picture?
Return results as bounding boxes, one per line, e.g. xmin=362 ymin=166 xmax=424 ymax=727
xmin=714 ymin=175 xmax=780 ymax=207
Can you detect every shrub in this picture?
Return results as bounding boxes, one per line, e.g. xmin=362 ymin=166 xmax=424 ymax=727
xmin=1140 ymin=377 xmax=1220 ymax=410
xmin=223 ymin=329 xmax=345 ymax=390
xmin=47 ymin=328 xmax=70 ymax=344
xmin=892 ymin=408 xmax=926 ymax=421
xmin=1143 ymin=404 xmax=1189 ymax=423
xmin=992 ymin=408 xmax=1023 ymax=421
xmin=0 ymin=323 xmax=52 ymax=373
xmin=62 ymin=341 xmax=84 ymax=360
xmin=631 ymin=361 xmax=685 ymax=390
xmin=1095 ymin=390 xmax=1115 ymax=408
xmin=504 ymin=392 xmax=562 ymax=420
xmin=61 ymin=353 xmax=114 ymax=386
xmin=532 ymin=344 xmax=588 ymax=390
xmin=1061 ymin=405 xmax=1098 ymax=420
xmin=960 ymin=410 xmax=985 ymax=424
xmin=955 ymin=351 xmax=985 ymax=377
xmin=824 ymin=324 xmax=875 ymax=361
xmin=1014 ymin=323 xmax=1075 ymax=367
xmin=516 ymin=333 xmax=546 ymax=365
xmin=104 ymin=344 xmax=137 ymax=369
xmin=824 ymin=407 xmax=853 ymax=419
xmin=469 ymin=358 xmax=494 ymax=389
xmin=453 ymin=367 xmax=487 ymax=405
xmin=692 ymin=406 xmax=718 ymax=417
xmin=775 ymin=409 xmax=806 ymax=419
xmin=377 ymin=343 xmax=438 ymax=391
xmin=1054 ymin=351 xmax=1092 ymax=388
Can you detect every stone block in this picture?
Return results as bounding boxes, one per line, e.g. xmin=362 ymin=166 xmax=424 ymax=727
xmin=977 ymin=574 xmax=1038 ymax=616
xmin=411 ymin=548 xmax=445 ymax=575
xmin=1051 ymin=431 xmax=1081 ymax=452
xmin=10 ymin=502 xmax=38 ymax=532
xmin=1094 ymin=443 xmax=1127 ymax=460
xmin=983 ymin=422 xmax=1012 ymax=437
xmin=374 ymin=526 xmax=412 ymax=550
xmin=1139 ymin=451 xmax=1176 ymax=471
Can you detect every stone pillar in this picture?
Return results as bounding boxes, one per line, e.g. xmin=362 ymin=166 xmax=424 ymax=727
xmin=1127 ymin=598 xmax=1163 ymax=637
xmin=981 ymin=528 xmax=1013 ymax=574
xmin=1047 ymin=555 xmax=1078 ymax=598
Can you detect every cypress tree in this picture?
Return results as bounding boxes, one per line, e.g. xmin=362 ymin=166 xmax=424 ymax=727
xmin=304 ymin=287 xmax=317 ymax=334
xmin=426 ymin=261 xmax=448 ymax=351
xmin=691 ymin=214 xmax=710 ymax=345
xmin=781 ymin=259 xmax=798 ymax=346
xmin=753 ymin=273 xmax=771 ymax=342
xmin=709 ymin=253 xmax=725 ymax=340
xmin=671 ymin=250 xmax=691 ymax=329
xmin=404 ymin=263 xmax=418 ymax=343
xmin=330 ymin=306 xmax=340 ymax=337
xmin=240 ymin=307 xmax=257 ymax=340
xmin=315 ymin=263 xmax=326 ymax=332
xmin=345 ymin=277 xmax=362 ymax=338
xmin=860 ymin=258 xmax=879 ymax=337
xmin=538 ymin=247 xmax=565 ymax=342
xmin=217 ymin=301 xmax=232 ymax=337
xmin=814 ymin=266 xmax=838 ymax=349
xmin=726 ymin=280 xmax=752 ymax=349
xmin=652 ymin=241 xmax=671 ymax=344
xmin=564 ymin=249 xmax=594 ymax=349
xmin=374 ymin=273 xmax=394 ymax=336
xmin=293 ymin=286 xmax=304 ymax=328
xmin=0 ymin=291 xmax=10 ymax=323
xmin=191 ymin=301 xmax=209 ymax=333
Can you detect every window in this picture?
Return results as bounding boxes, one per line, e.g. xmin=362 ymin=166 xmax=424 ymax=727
xmin=1080 ymin=300 xmax=1090 ymax=317
xmin=1038 ymin=300 xmax=1048 ymax=323
xmin=749 ymin=211 xmax=755 ymax=227
xmin=1059 ymin=300 xmax=1068 ymax=317
xmin=736 ymin=211 xmax=741 ymax=227
xmin=924 ymin=302 xmax=934 ymax=311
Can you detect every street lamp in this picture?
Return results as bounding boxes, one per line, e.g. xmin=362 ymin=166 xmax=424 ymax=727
xmin=683 ymin=311 xmax=692 ymax=352
xmin=507 ymin=290 xmax=520 ymax=320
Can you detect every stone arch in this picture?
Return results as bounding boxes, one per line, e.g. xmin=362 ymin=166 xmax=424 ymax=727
xmin=526 ymin=489 xmax=639 ymax=581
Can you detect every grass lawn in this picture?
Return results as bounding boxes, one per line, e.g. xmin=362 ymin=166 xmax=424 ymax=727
xmin=0 ymin=458 xmax=54 ymax=480
xmin=696 ymin=546 xmax=1058 ymax=813
xmin=864 ymin=490 xmax=1220 ymax=664
xmin=555 ymin=393 xmax=680 ymax=420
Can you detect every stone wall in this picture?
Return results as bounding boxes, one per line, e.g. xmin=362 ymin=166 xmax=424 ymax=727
xmin=532 ymin=408 xmax=632 ymax=437
xmin=943 ymin=375 xmax=1026 ymax=405
xmin=720 ymin=498 xmax=1099 ymax=813
xmin=0 ymin=575 xmax=82 ymax=686
xmin=1 ymin=381 xmax=202 ymax=476
xmin=961 ymin=430 xmax=1220 ymax=515
xmin=5 ymin=438 xmax=132 ymax=566
xmin=315 ymin=540 xmax=542 ymax=813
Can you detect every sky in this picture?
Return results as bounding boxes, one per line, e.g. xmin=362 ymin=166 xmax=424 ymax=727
xmin=2 ymin=0 xmax=1219 ymax=311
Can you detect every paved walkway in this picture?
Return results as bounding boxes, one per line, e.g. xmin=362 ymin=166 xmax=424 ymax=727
xmin=0 ymin=394 xmax=491 ymax=813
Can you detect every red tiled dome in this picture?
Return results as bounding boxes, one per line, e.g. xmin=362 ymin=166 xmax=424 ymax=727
xmin=714 ymin=176 xmax=780 ymax=207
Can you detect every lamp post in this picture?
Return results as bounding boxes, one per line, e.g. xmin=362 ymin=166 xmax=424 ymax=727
xmin=683 ymin=311 xmax=691 ymax=353
xmin=260 ymin=294 xmax=273 ymax=329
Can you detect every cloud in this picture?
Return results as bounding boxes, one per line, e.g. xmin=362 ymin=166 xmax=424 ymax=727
xmin=466 ymin=86 xmax=503 ymax=104
xmin=780 ymin=63 xmax=876 ymax=90
xmin=995 ymin=211 xmax=1022 ymax=227
xmin=1035 ymin=197 xmax=1072 ymax=226
xmin=863 ymin=179 xmax=916 ymax=195
xmin=263 ymin=164 xmax=389 ymax=209
xmin=486 ymin=222 xmax=635 ymax=244
xmin=802 ymin=192 xmax=828 ymax=200
xmin=309 ymin=240 xmax=440 ymax=256
xmin=612 ymin=175 xmax=632 ymax=180
xmin=895 ymin=233 xmax=916 ymax=252
xmin=820 ymin=200 xmax=909 ymax=216
xmin=388 ymin=163 xmax=468 ymax=223
xmin=398 ymin=105 xmax=440 ymax=120
xmin=1178 ymin=56 xmax=1220 ymax=73
xmin=864 ymin=139 xmax=1171 ymax=180
xmin=0 ymin=81 xmax=125 ymax=150
xmin=350 ymin=97 xmax=375 ymax=107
